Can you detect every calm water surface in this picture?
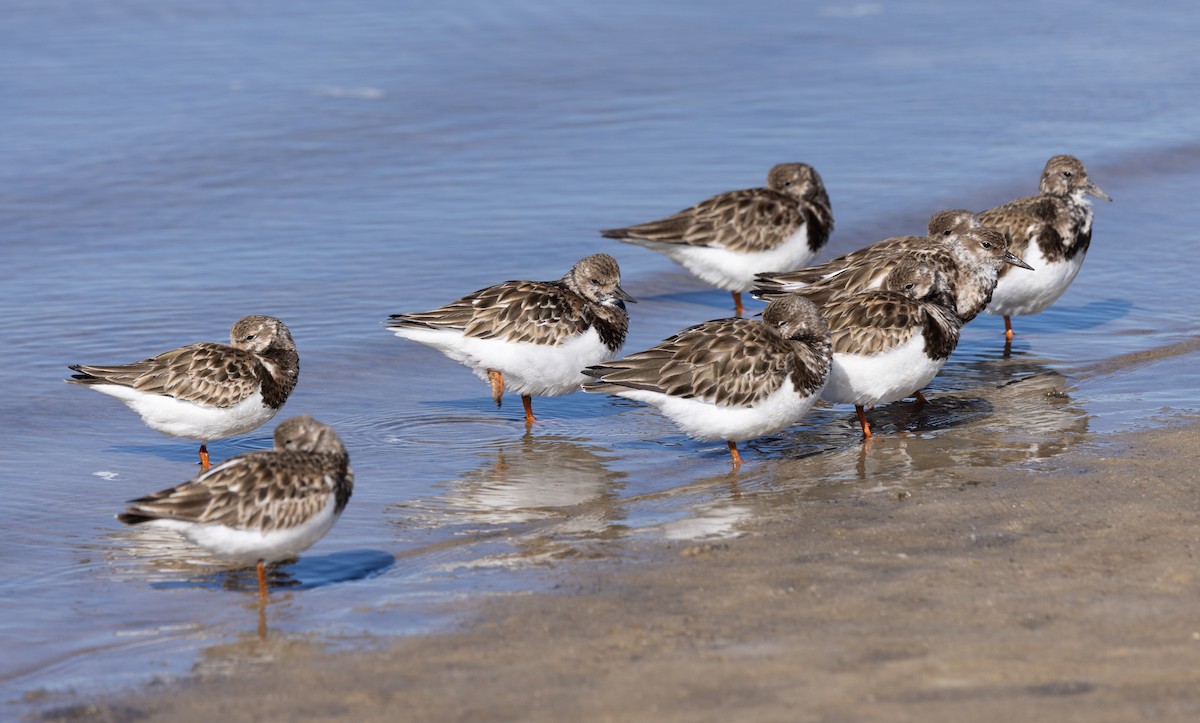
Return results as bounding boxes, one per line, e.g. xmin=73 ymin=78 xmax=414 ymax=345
xmin=3 ymin=0 xmax=1200 ymax=712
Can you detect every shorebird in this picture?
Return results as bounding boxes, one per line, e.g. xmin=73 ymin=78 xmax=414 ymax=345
xmin=583 ymin=295 xmax=831 ymax=469
xmin=755 ymin=211 xmax=1033 ymax=323
xmin=118 ymin=415 xmax=353 ymax=600
xmin=979 ymin=154 xmax=1111 ymax=341
xmin=818 ymin=259 xmax=963 ymax=438
xmin=68 ymin=316 xmax=299 ymax=470
xmin=602 ymin=163 xmax=833 ymax=316
xmin=386 ymin=254 xmax=634 ymax=423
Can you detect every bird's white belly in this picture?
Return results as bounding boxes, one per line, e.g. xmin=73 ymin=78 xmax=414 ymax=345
xmin=395 ymin=326 xmax=616 ymax=397
xmin=821 ymin=334 xmax=944 ymax=407
xmin=147 ymin=493 xmax=341 ymax=564
xmin=613 ymin=377 xmax=823 ymax=442
xmin=650 ymin=223 xmax=816 ymax=292
xmin=91 ymin=386 xmax=275 ymax=441
xmin=986 ymin=242 xmax=1084 ymax=317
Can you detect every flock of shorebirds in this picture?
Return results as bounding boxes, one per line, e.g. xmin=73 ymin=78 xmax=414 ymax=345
xmin=68 ymin=154 xmax=1109 ymax=596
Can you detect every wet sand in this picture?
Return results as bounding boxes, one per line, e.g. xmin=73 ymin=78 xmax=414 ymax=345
xmin=53 ymin=385 xmax=1200 ymax=721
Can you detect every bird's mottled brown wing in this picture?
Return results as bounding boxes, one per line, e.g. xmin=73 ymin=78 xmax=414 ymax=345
xmin=822 ymin=292 xmax=926 ymax=356
xmin=977 ymin=196 xmax=1050 ymax=260
xmin=761 ymin=244 xmax=959 ymax=308
xmin=584 ymin=318 xmax=794 ymax=407
xmin=69 ymin=343 xmax=263 ymax=408
xmin=119 ymin=452 xmax=349 ymax=533
xmin=754 ymin=235 xmax=932 ymax=295
xmin=387 ymin=280 xmax=591 ymax=345
xmin=823 ymin=291 xmax=961 ymax=360
xmin=602 ymin=189 xmax=806 ymax=254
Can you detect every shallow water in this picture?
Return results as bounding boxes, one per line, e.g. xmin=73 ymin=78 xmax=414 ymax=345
xmin=3 ymin=0 xmax=1200 ymax=713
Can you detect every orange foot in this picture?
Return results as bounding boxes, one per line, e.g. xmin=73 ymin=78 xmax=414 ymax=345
xmin=856 ymin=405 xmax=874 ymax=439
xmin=487 ymin=369 xmax=504 ymax=408
xmin=727 ymin=440 xmax=743 ymax=470
xmin=522 ymin=395 xmax=536 ymax=424
xmin=732 ymin=292 xmax=745 ymax=317
xmin=256 ymin=559 xmax=268 ymax=600
xmin=1004 ymin=315 xmax=1014 ymax=342
xmin=199 ymin=444 xmax=211 ymax=471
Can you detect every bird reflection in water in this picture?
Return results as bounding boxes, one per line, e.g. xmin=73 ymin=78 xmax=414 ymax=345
xmin=107 ymin=526 xmax=394 ymax=640
xmin=771 ymin=371 xmax=1087 ymax=495
xmin=397 ymin=433 xmax=627 ymax=564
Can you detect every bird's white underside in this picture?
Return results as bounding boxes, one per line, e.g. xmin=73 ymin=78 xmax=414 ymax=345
xmin=821 ymin=333 xmax=945 ymax=407
xmin=608 ymin=376 xmax=824 ymax=442
xmin=141 ymin=488 xmax=340 ymax=565
xmin=86 ymin=385 xmax=275 ymax=441
xmin=985 ymin=238 xmax=1085 ymax=317
xmin=393 ymin=326 xmax=617 ymax=397
xmin=636 ymin=223 xmax=815 ymax=292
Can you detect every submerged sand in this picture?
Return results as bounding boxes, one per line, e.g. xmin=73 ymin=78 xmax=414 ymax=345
xmin=47 ymin=410 xmax=1200 ymax=722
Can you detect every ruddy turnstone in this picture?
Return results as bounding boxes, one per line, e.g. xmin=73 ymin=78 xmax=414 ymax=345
xmin=819 ymin=259 xmax=963 ymax=438
xmin=756 ymin=219 xmax=1031 ymax=323
xmin=118 ymin=415 xmax=353 ymax=599
xmin=980 ymin=154 xmax=1111 ymax=340
xmin=385 ymin=253 xmax=634 ymax=423
xmin=601 ymin=163 xmax=833 ymax=316
xmin=754 ymin=209 xmax=978 ymax=293
xmin=581 ymin=295 xmax=831 ymax=469
xmin=68 ymin=316 xmax=299 ymax=470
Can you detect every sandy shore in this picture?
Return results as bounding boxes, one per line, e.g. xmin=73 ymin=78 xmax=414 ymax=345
xmin=49 ymin=412 xmax=1200 ymax=722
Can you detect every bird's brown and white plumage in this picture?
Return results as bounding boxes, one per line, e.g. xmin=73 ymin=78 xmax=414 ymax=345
xmin=118 ymin=415 xmax=353 ymax=596
xmin=385 ymin=254 xmax=634 ymax=422
xmin=818 ymin=260 xmax=963 ymax=437
xmin=582 ymin=295 xmax=831 ymax=467
xmin=68 ymin=316 xmax=300 ymax=468
xmin=756 ymin=215 xmax=1031 ymax=323
xmin=980 ymin=154 xmax=1111 ymax=339
xmin=754 ymin=209 xmax=977 ymax=294
xmin=601 ymin=163 xmax=834 ymax=315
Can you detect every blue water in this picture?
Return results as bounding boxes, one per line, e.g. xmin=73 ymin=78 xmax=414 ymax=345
xmin=4 ymin=0 xmax=1200 ymax=713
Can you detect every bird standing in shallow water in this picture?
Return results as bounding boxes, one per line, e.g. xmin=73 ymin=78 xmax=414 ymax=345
xmin=755 ymin=210 xmax=1034 ymax=322
xmin=818 ymin=260 xmax=963 ymax=439
xmin=385 ymin=254 xmax=634 ymax=424
xmin=602 ymin=163 xmax=833 ymax=316
xmin=762 ymin=225 xmax=1031 ymax=325
xmin=118 ymin=415 xmax=353 ymax=600
xmin=979 ymin=154 xmax=1111 ymax=341
xmin=582 ymin=295 xmax=831 ymax=469
xmin=754 ymin=209 xmax=978 ymax=297
xmin=68 ymin=316 xmax=299 ymax=470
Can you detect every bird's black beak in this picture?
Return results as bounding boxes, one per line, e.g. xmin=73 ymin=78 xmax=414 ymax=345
xmin=612 ymin=284 xmax=637 ymax=304
xmin=1004 ymin=251 xmax=1034 ymax=270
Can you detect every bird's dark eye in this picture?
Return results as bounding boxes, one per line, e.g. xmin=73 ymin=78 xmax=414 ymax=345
xmin=981 ymin=242 xmax=992 ymax=249
xmin=245 ymin=334 xmax=256 ymax=340
xmin=590 ymin=278 xmax=601 ymax=285
xmin=904 ymin=283 xmax=915 ymax=290
xmin=1063 ymin=171 xmax=1073 ymax=177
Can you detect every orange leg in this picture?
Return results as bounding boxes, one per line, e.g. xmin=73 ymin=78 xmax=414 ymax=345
xmin=914 ymin=391 xmax=929 ymax=406
xmin=1004 ymin=315 xmax=1014 ymax=342
xmin=257 ymin=598 xmax=268 ymax=639
xmin=256 ymin=560 xmax=268 ymax=600
xmin=856 ymin=405 xmax=873 ymax=439
xmin=732 ymin=292 xmax=745 ymax=317
xmin=487 ymin=369 xmax=504 ymax=408
xmin=199 ymin=444 xmax=211 ymax=471
xmin=521 ymin=395 xmax=535 ymax=424
xmin=727 ymin=440 xmax=743 ymax=469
